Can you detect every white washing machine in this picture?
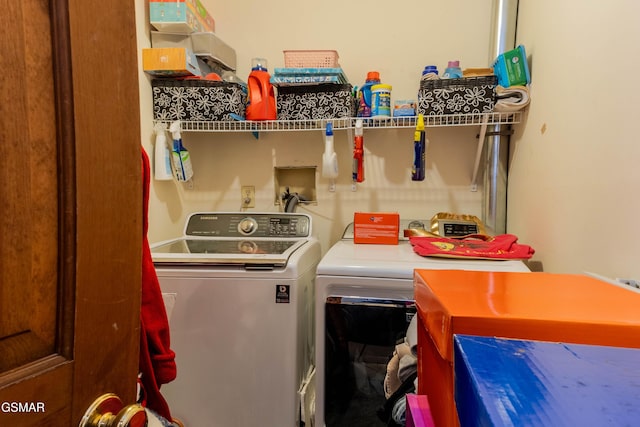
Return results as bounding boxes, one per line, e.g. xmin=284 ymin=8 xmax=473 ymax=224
xmin=314 ymin=220 xmax=530 ymax=427
xmin=151 ymin=212 xmax=321 ymax=427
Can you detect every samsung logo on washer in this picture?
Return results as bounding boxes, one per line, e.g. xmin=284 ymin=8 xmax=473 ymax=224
xmin=1 ymin=401 xmax=46 ymax=413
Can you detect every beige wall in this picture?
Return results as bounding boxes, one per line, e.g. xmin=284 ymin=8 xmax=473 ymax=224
xmin=510 ymin=1 xmax=640 ymax=279
xmin=136 ymin=0 xmax=640 ymax=281
xmin=136 ymin=0 xmax=495 ymax=254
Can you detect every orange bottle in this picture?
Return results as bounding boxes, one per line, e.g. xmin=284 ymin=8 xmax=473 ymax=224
xmin=245 ymin=58 xmax=277 ymax=121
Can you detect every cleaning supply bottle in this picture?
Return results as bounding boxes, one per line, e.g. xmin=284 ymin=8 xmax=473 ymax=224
xmin=322 ymin=122 xmax=338 ymax=191
xmin=411 ymin=114 xmax=427 ymax=181
xmin=357 ymin=71 xmax=381 ymax=117
xmin=442 ymin=60 xmax=463 ymax=79
xmin=153 ymin=122 xmax=173 ymax=181
xmin=353 ymin=119 xmax=364 ymax=182
xmin=169 ymin=120 xmax=194 ymax=182
xmin=246 ymin=57 xmax=277 ymax=121
xmin=371 ymin=84 xmax=392 ymax=119
xmin=421 ymin=65 xmax=439 ymax=80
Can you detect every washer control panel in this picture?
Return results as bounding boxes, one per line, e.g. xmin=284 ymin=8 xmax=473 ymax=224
xmin=185 ymin=213 xmax=311 ymax=238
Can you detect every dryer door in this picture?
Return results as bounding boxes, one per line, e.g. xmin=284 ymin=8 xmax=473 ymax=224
xmin=324 ymin=297 xmax=416 ymax=426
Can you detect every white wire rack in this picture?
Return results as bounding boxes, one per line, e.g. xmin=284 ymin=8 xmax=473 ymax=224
xmin=154 ymin=111 xmax=522 ymax=132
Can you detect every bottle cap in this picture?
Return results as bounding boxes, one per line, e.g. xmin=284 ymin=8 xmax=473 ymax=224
xmin=325 ymin=122 xmax=333 ymax=136
xmin=422 ymin=65 xmax=438 ymax=75
xmin=366 ymin=71 xmax=380 ymax=81
xmin=251 ymin=57 xmax=269 ymax=71
xmin=447 ymin=60 xmax=460 ymax=68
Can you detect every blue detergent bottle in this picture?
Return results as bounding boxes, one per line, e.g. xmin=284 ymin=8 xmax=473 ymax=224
xmin=442 ymin=60 xmax=462 ymax=79
xmin=357 ymin=71 xmax=381 ymax=117
xmin=422 ymin=65 xmax=439 ymax=76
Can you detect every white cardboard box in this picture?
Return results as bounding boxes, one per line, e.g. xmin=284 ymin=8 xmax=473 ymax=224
xmin=150 ymin=31 xmax=193 ymax=50
xmin=190 ymin=32 xmax=237 ymax=71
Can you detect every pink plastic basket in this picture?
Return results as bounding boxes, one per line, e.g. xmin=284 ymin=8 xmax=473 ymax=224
xmin=283 ymin=50 xmax=339 ymax=68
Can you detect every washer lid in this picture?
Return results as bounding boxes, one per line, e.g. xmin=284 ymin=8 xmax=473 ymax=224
xmin=151 ymin=238 xmax=308 ymax=267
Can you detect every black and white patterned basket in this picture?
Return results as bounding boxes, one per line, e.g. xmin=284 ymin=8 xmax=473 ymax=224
xmin=417 ymin=76 xmax=496 ymax=115
xmin=276 ymin=84 xmax=354 ymax=120
xmin=152 ymin=79 xmax=246 ymax=121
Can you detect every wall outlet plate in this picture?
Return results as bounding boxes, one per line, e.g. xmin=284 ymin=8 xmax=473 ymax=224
xmin=241 ymin=185 xmax=255 ymax=208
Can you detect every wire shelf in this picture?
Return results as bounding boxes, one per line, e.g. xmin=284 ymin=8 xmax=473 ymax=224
xmin=155 ymin=112 xmax=522 ymax=133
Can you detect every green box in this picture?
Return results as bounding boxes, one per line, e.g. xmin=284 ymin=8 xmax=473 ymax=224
xmin=493 ymin=45 xmax=531 ymax=87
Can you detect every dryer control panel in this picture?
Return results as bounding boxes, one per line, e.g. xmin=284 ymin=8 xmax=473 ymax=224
xmin=184 ymin=213 xmax=311 ymax=238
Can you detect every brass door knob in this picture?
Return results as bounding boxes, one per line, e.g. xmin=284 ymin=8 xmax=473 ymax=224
xmin=79 ymin=393 xmax=147 ymax=427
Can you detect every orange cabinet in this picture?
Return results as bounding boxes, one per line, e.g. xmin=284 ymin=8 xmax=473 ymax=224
xmin=413 ymin=270 xmax=640 ymax=427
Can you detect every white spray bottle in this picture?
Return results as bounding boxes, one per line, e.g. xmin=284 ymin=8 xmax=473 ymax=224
xmin=154 ymin=122 xmax=173 ymax=181
xmin=322 ymin=122 xmax=338 ymax=191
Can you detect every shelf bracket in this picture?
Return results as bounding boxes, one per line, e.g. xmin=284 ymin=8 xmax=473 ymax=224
xmin=470 ymin=114 xmax=490 ymax=192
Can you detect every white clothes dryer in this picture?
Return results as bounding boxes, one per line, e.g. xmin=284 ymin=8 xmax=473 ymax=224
xmin=314 ymin=220 xmax=530 ymax=427
xmin=151 ymin=212 xmax=321 ymax=427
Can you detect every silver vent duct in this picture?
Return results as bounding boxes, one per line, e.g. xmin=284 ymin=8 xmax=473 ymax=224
xmin=483 ymin=0 xmax=518 ymax=234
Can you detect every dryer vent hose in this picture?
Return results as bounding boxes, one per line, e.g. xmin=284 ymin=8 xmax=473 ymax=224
xmin=282 ymin=187 xmax=308 ymax=213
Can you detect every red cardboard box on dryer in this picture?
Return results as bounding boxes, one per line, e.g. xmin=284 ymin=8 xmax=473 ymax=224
xmin=353 ymin=212 xmax=399 ymax=245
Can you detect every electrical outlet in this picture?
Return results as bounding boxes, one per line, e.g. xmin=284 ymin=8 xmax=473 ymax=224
xmin=617 ymin=278 xmax=640 ymax=289
xmin=241 ymin=186 xmax=255 ymax=208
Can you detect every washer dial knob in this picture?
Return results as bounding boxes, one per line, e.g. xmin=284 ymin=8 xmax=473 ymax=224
xmin=238 ymin=217 xmax=258 ymax=235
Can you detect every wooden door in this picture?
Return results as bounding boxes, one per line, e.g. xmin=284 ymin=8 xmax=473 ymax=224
xmin=0 ymin=1 xmax=142 ymax=425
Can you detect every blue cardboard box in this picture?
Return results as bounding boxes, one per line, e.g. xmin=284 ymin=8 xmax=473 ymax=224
xmin=454 ymin=335 xmax=640 ymax=427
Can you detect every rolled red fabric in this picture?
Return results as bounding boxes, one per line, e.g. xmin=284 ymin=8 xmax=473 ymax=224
xmin=409 ymin=234 xmax=534 ymax=260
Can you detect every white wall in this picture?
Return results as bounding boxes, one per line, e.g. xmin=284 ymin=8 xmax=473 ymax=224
xmin=510 ymin=1 xmax=640 ymax=279
xmin=137 ymin=0 xmax=496 ymax=255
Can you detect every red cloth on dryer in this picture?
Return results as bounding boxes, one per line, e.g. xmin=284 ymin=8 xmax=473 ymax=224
xmin=409 ymin=234 xmax=534 ymax=260
xmin=139 ymin=147 xmax=177 ymax=421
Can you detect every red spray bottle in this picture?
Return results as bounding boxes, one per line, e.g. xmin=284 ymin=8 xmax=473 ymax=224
xmin=246 ymin=57 xmax=277 ymax=121
xmin=353 ymin=119 xmax=364 ymax=182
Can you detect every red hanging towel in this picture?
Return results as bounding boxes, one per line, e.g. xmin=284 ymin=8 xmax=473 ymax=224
xmin=139 ymin=147 xmax=177 ymax=421
xmin=409 ymin=234 xmax=534 ymax=260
